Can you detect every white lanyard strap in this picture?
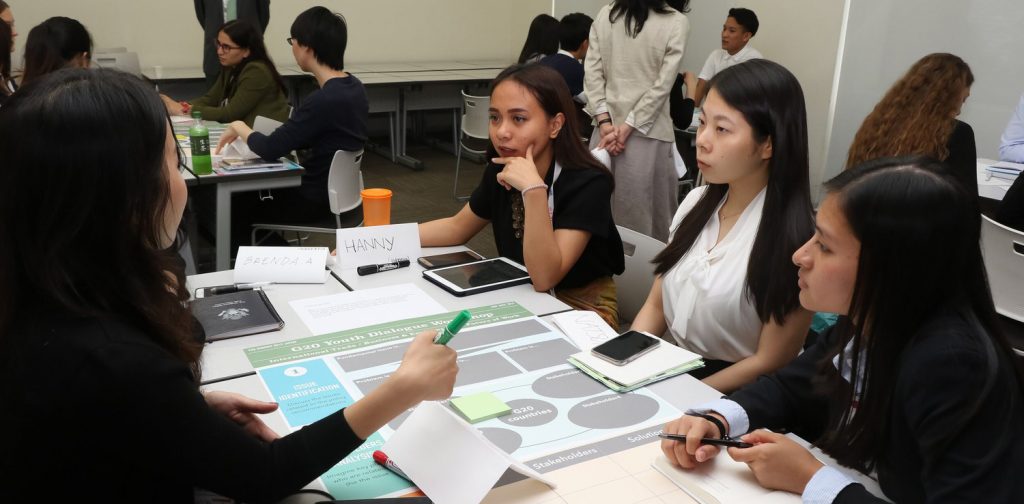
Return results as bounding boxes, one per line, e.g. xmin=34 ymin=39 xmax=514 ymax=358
xmin=548 ymin=163 xmax=562 ymax=219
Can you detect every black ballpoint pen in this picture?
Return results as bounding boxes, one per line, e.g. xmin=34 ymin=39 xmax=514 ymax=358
xmin=658 ymin=433 xmax=754 ymax=449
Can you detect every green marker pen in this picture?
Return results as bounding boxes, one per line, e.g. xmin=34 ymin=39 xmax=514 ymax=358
xmin=434 ymin=310 xmax=471 ymax=345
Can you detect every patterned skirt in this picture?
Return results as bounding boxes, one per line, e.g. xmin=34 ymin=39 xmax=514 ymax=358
xmin=554 ymin=276 xmax=620 ymax=330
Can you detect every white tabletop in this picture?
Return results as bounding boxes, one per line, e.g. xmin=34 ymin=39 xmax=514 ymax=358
xmin=187 ymin=270 xmax=351 ymax=383
xmin=191 ymin=246 xmax=571 ymax=382
xmin=332 ymin=246 xmax=573 ymax=317
xmin=978 ymin=158 xmax=1016 ymax=201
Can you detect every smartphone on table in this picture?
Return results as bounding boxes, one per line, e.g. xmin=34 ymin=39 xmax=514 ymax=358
xmin=591 ymin=330 xmax=661 ymax=366
xmin=417 ymin=250 xmax=484 ymax=269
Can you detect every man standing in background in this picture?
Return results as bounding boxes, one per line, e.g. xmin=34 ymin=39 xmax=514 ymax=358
xmin=195 ymin=0 xmax=270 ymax=86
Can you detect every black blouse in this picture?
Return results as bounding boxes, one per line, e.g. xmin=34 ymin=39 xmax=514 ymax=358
xmin=944 ymin=120 xmax=978 ymax=198
xmin=468 ymin=161 xmax=624 ymax=289
xmin=1 ymin=317 xmax=363 ymax=503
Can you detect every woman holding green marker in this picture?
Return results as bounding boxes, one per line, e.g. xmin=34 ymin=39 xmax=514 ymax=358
xmin=0 ymin=69 xmax=459 ymax=503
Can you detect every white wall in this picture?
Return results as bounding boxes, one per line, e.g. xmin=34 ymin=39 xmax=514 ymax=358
xmin=554 ymin=0 xmax=608 ymax=18
xmin=10 ymin=0 xmax=550 ymax=70
xmin=824 ymin=0 xmax=1024 ymax=183
xmin=682 ymin=0 xmax=846 ymax=194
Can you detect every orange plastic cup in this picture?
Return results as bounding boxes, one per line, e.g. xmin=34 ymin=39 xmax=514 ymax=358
xmin=361 ymin=188 xmax=393 ymax=226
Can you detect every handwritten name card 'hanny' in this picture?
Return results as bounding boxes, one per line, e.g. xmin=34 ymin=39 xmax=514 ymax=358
xmin=335 ymin=223 xmax=422 ymax=269
xmin=234 ymin=247 xmax=329 ymax=284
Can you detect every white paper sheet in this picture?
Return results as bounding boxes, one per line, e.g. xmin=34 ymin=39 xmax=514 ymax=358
xmin=219 ymin=137 xmax=260 ymax=160
xmin=233 ymin=246 xmax=329 ymax=284
xmin=335 ymin=223 xmax=422 ymax=269
xmin=382 ymin=401 xmax=555 ymax=504
xmin=551 ymin=310 xmax=618 ymax=350
xmin=288 ymin=283 xmax=445 ymax=335
xmin=652 ymin=454 xmax=800 ymax=504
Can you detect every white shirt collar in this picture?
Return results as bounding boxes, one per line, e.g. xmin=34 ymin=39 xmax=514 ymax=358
xmin=557 ymin=49 xmax=579 ymax=61
xmin=725 ymin=45 xmax=754 ymax=62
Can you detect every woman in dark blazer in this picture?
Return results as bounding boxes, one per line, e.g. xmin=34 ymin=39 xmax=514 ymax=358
xmin=661 ymin=156 xmax=1024 ymax=503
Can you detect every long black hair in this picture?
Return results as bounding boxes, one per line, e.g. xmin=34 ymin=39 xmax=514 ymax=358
xmin=0 ymin=68 xmax=201 ymax=376
xmin=488 ymin=64 xmax=613 ymax=184
xmin=0 ymin=20 xmax=11 ymax=96
xmin=517 ymin=14 xmax=559 ymax=64
xmin=21 ymin=16 xmax=92 ymax=85
xmin=219 ymin=19 xmax=286 ymax=96
xmin=816 ymin=156 xmax=1024 ymax=472
xmin=610 ymin=0 xmax=687 ymax=37
xmin=653 ymin=59 xmax=813 ymax=326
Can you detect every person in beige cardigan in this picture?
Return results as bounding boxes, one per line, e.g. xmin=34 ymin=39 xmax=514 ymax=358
xmin=585 ymin=0 xmax=689 ymax=241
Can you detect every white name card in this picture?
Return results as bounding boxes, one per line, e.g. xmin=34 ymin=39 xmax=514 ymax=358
xmin=335 ymin=223 xmax=421 ymax=269
xmin=233 ymin=247 xmax=329 ymax=284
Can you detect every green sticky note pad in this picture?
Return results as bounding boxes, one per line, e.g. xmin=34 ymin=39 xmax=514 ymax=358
xmin=450 ymin=392 xmax=511 ymax=423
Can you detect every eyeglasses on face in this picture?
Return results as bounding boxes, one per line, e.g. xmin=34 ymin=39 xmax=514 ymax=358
xmin=286 ymin=37 xmax=294 ymax=46
xmin=215 ymin=42 xmax=241 ymax=53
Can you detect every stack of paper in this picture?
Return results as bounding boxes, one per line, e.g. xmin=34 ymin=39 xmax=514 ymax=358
xmin=568 ymin=337 xmax=704 ymax=392
xmin=986 ymin=161 xmax=1023 ymax=181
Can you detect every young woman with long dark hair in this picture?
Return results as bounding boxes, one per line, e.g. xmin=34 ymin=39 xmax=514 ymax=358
xmin=0 ymin=1 xmax=15 ymax=100
xmin=420 ymin=64 xmax=625 ymax=327
xmin=517 ymin=13 xmax=560 ymax=64
xmin=662 ymin=157 xmax=1024 ymax=502
xmin=0 ymin=68 xmax=457 ymax=502
xmin=20 ymin=16 xmax=91 ymax=85
xmin=162 ymin=19 xmax=289 ymax=126
xmin=0 ymin=21 xmax=11 ymax=105
xmin=631 ymin=59 xmax=815 ymax=393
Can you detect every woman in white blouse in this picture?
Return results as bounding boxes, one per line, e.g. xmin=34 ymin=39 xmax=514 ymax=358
xmin=631 ymin=59 xmax=815 ymax=393
xmin=584 ymin=0 xmax=689 ymax=241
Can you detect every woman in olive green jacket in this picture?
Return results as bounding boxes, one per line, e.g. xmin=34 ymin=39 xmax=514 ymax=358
xmin=162 ymin=19 xmax=288 ymax=126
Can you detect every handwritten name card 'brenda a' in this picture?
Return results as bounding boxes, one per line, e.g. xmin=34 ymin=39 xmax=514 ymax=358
xmin=234 ymin=247 xmax=329 ymax=284
xmin=335 ymin=223 xmax=422 ymax=269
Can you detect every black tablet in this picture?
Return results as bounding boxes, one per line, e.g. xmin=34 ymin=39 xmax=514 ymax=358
xmin=422 ymin=257 xmax=531 ymax=297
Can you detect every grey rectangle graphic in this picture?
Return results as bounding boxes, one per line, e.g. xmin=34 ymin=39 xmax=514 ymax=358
xmin=454 ymin=352 xmax=521 ymax=388
xmin=334 ymin=319 xmax=550 ymax=373
xmin=352 ymin=351 xmax=522 ymax=396
xmin=502 ymin=338 xmax=578 ymax=371
xmin=448 ymin=319 xmax=550 ymax=351
xmin=522 ymin=425 xmax=664 ymax=474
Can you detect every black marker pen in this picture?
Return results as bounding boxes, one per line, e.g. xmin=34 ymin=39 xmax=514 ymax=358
xmin=357 ymin=259 xmax=411 ymax=276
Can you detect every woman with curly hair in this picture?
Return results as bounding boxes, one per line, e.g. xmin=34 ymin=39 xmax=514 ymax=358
xmin=845 ymin=53 xmax=977 ymax=196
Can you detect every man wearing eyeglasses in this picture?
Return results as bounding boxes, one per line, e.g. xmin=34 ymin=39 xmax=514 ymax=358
xmin=195 ymin=0 xmax=270 ymax=87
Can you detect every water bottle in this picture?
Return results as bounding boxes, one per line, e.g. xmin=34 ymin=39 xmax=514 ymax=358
xmin=189 ymin=111 xmax=213 ymax=175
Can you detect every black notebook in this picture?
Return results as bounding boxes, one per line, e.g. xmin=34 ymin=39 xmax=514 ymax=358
xmin=191 ymin=289 xmax=284 ymax=341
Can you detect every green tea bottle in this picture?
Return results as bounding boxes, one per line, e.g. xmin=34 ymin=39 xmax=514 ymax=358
xmin=189 ymin=111 xmax=212 ymax=175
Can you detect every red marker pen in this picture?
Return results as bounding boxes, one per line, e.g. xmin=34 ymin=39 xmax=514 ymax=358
xmin=372 ymin=450 xmax=412 ymax=482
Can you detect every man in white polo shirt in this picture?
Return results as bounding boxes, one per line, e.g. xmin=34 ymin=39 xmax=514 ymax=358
xmin=693 ymin=8 xmax=761 ymax=104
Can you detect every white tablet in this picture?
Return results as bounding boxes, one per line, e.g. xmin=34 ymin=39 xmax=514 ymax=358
xmin=422 ymin=257 xmax=531 ymax=297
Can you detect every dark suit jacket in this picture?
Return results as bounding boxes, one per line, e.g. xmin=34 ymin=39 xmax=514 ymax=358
xmin=194 ymin=0 xmax=271 ymax=83
xmin=539 ymin=53 xmax=584 ymax=98
xmin=729 ymin=312 xmax=1024 ymax=503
